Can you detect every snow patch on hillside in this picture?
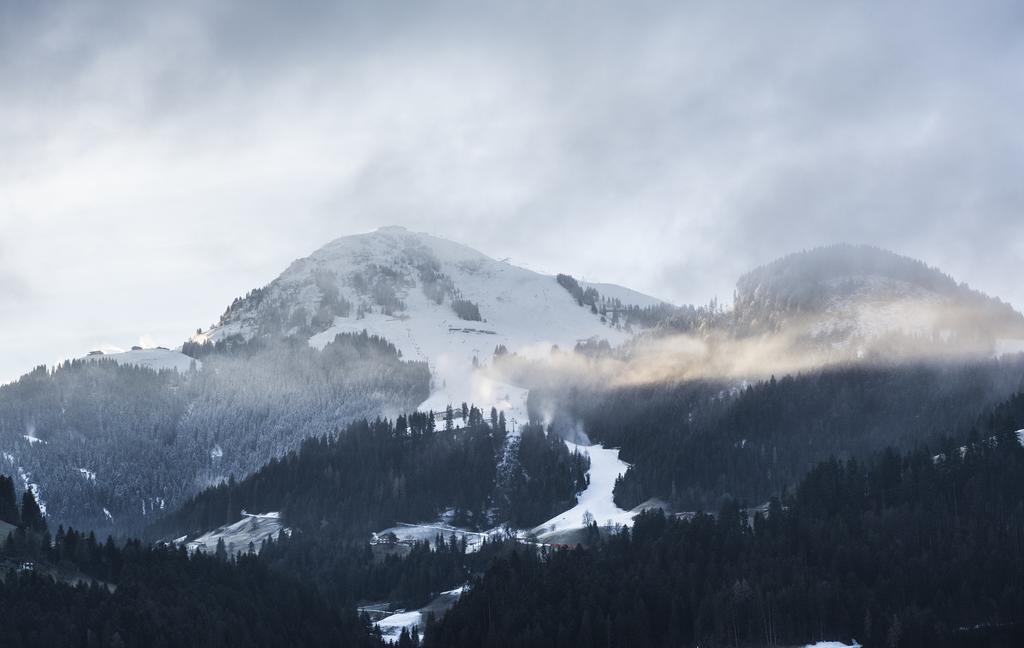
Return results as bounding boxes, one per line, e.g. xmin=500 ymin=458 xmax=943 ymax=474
xmin=376 ymin=610 xmax=423 ymax=644
xmin=185 ymin=511 xmax=289 ymax=555
xmin=80 ymin=348 xmax=200 ymax=373
xmin=375 ymin=586 xmax=467 ymax=644
xmin=374 ymin=521 xmax=505 ymax=554
xmin=17 ymin=467 xmax=46 ymax=516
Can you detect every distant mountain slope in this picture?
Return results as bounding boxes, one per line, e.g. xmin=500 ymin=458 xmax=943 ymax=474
xmin=731 ymin=244 xmax=1024 ymax=349
xmin=0 ymin=333 xmax=429 ymax=534
xmin=0 ymin=228 xmax=658 ymax=535
xmin=195 ymin=226 xmax=661 ymax=424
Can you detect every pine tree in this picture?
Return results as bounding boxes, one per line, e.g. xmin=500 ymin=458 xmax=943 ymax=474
xmin=20 ymin=490 xmax=46 ymax=533
xmin=0 ymin=475 xmax=18 ymax=524
xmin=397 ymin=627 xmax=413 ymax=648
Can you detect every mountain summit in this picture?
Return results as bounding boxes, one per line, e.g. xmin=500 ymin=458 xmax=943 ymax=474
xmin=195 ymin=226 xmax=662 ymax=422
xmin=730 ymin=244 xmax=1024 ymax=349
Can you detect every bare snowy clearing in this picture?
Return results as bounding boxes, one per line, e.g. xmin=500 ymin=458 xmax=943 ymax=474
xmin=80 ymin=348 xmax=200 ymax=373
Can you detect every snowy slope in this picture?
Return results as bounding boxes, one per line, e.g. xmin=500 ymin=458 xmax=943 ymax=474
xmin=532 ymin=443 xmax=636 ymax=539
xmin=375 ymin=586 xmax=466 ymax=644
xmin=183 ymin=511 xmax=288 ymax=555
xmin=197 ymin=226 xmax=658 ymax=422
xmin=80 ymin=348 xmax=200 ymax=373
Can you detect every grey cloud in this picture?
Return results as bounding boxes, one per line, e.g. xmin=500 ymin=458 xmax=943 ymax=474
xmin=1 ymin=0 xmax=1023 ymax=382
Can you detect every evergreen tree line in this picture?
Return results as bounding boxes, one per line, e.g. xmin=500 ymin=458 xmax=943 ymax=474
xmin=256 ymin=527 xmax=526 ymax=612
xmin=555 ymin=273 xmax=685 ymax=329
xmin=532 ymin=357 xmax=1024 ymax=512
xmin=499 ymin=424 xmax=590 ymax=527
xmin=426 ymin=397 xmax=1024 ymax=647
xmin=0 ymin=475 xmax=46 ymax=533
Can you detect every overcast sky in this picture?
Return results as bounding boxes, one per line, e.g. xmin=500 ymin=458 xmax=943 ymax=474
xmin=2 ymin=0 xmax=1023 ymax=383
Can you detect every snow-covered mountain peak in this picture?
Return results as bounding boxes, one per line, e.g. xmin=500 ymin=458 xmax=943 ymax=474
xmin=196 ymin=228 xmax=662 ymax=421
xmin=310 ymin=226 xmax=495 ymax=273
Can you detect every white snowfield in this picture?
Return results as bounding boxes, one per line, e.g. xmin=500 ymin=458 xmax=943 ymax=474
xmin=804 ymin=642 xmax=861 ymax=648
xmin=79 ymin=348 xmax=200 ymax=374
xmin=532 ymin=442 xmax=635 ymax=540
xmin=1 ymin=453 xmax=47 ymax=515
xmin=184 ymin=511 xmax=288 ymax=555
xmin=199 ymin=226 xmax=658 ymax=424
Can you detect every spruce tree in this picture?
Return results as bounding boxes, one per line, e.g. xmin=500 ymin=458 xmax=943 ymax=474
xmin=20 ymin=490 xmax=46 ymax=533
xmin=0 ymin=475 xmax=18 ymax=524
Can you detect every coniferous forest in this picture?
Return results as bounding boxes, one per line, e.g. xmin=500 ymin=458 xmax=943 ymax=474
xmin=151 ymin=412 xmax=588 ymax=540
xmin=0 ymin=501 xmax=380 ymax=648
xmin=426 ymin=399 xmax=1024 ymax=647
xmin=533 ymin=357 xmax=1024 ymax=511
xmin=0 ymin=331 xmax=431 ymax=533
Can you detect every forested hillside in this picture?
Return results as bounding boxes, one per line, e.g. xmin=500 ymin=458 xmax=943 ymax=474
xmin=0 ymin=514 xmax=379 ymax=648
xmin=427 ymin=394 xmax=1024 ymax=647
xmin=733 ymin=244 xmax=1024 ymax=338
xmin=0 ymin=331 xmax=430 ymax=533
xmin=151 ymin=413 xmax=588 ymax=540
xmin=534 ymin=356 xmax=1024 ymax=511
